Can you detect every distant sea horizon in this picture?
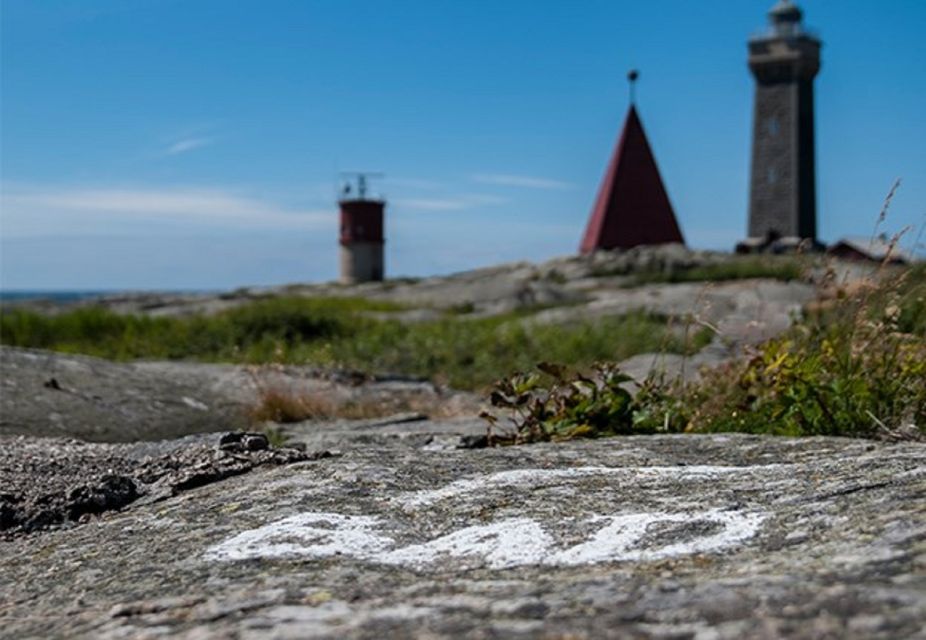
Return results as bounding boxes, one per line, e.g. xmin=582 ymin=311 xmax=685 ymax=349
xmin=0 ymin=289 xmax=219 ymax=303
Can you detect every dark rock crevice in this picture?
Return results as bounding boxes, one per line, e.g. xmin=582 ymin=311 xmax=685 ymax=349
xmin=0 ymin=432 xmax=333 ymax=536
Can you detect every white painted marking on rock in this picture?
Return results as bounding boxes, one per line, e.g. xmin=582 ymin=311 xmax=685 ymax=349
xmin=203 ymin=512 xmax=393 ymax=562
xmin=549 ymin=508 xmax=767 ymax=565
xmin=204 ymin=466 xmax=778 ymax=568
xmin=381 ymin=518 xmax=555 ymax=570
xmin=205 ymin=508 xmax=767 ymax=569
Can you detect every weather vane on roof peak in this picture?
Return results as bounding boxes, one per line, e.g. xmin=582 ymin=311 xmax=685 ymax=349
xmin=627 ymin=69 xmax=639 ymax=105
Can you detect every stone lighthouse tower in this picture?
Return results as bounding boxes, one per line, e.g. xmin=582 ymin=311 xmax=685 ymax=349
xmin=742 ymin=0 xmax=821 ymax=251
xmin=338 ymin=173 xmax=385 ymax=284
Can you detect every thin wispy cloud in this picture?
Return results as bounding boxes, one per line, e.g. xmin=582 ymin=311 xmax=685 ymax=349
xmin=385 ymin=177 xmax=446 ymax=191
xmin=0 ymin=184 xmax=331 ymax=237
xmin=395 ymin=193 xmax=509 ymax=212
xmin=397 ymin=198 xmax=470 ymax=211
xmin=164 ymin=137 xmax=214 ymax=156
xmin=472 ymin=174 xmax=574 ymax=190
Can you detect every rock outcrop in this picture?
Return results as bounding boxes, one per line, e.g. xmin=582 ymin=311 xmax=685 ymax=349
xmin=0 ymin=432 xmax=327 ymax=535
xmin=7 ymin=245 xmax=817 ymax=320
xmin=1 ymin=423 xmax=924 ymax=639
xmin=0 ymin=346 xmax=477 ymax=442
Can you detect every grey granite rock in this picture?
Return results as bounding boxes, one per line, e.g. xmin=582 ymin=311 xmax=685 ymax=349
xmin=0 ymin=347 xmax=250 ymax=441
xmin=0 ymin=433 xmax=330 ymax=535
xmin=4 ymin=246 xmax=809 ymax=321
xmin=1 ymin=431 xmax=923 ymax=639
xmin=0 ymin=347 xmax=478 ymax=442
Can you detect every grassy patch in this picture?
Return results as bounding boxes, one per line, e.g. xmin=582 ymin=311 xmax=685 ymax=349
xmin=653 ymin=265 xmax=926 ymax=437
xmin=0 ymin=297 xmax=402 ymax=361
xmin=292 ymin=310 xmax=705 ymax=389
xmin=0 ymin=296 xmax=696 ymax=390
xmin=624 ymin=256 xmax=807 ymax=286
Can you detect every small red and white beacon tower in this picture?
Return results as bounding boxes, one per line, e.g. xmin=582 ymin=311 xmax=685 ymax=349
xmin=338 ymin=172 xmax=385 ymax=284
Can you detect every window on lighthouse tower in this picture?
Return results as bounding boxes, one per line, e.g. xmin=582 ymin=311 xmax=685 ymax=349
xmin=766 ymin=117 xmax=780 ymax=136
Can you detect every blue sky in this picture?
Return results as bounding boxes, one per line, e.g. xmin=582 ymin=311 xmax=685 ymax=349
xmin=2 ymin=0 xmax=924 ymax=290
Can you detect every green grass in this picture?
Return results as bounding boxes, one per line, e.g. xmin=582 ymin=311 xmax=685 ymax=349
xmin=0 ymin=296 xmax=705 ymax=390
xmin=664 ymin=263 xmax=926 ymax=437
xmin=0 ymin=297 xmax=401 ymax=361
xmin=623 ymin=256 xmax=807 ymax=287
xmin=290 ymin=311 xmax=710 ymax=389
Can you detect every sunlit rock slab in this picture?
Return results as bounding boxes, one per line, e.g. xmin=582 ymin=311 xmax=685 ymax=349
xmin=1 ymin=434 xmax=924 ymax=639
xmin=0 ymin=346 xmax=473 ymax=442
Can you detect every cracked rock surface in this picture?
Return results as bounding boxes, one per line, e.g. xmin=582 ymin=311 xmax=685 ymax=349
xmin=0 ymin=433 xmax=330 ymax=535
xmin=1 ymin=430 xmax=924 ymax=639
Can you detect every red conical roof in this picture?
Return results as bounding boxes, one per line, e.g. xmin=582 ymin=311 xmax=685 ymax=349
xmin=579 ymin=106 xmax=684 ymax=254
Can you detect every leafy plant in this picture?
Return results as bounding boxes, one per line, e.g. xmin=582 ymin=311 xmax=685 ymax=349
xmin=260 ymin=424 xmax=290 ymax=448
xmin=480 ymin=362 xmax=662 ymax=445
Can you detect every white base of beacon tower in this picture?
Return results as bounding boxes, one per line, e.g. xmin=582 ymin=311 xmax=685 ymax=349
xmin=339 ymin=243 xmax=384 ymax=284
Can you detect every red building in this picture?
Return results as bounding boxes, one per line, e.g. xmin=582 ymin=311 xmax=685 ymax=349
xmin=339 ymin=174 xmax=385 ymax=283
xmin=580 ymin=105 xmax=684 ymax=254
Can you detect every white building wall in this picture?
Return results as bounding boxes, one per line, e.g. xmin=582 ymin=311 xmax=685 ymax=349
xmin=340 ymin=243 xmax=384 ymax=284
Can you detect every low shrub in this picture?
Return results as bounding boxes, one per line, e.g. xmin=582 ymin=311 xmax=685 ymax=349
xmin=483 ymin=262 xmax=926 ymax=443
xmin=480 ymin=362 xmax=662 ymax=445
